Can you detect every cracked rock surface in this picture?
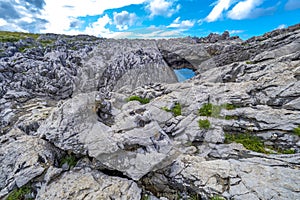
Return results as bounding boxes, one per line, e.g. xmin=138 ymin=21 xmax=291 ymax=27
xmin=0 ymin=24 xmax=300 ymax=199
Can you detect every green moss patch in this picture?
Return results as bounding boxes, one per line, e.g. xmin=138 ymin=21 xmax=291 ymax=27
xmin=225 ymin=133 xmax=267 ymax=153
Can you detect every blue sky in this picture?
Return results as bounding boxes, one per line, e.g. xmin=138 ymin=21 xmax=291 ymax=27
xmin=0 ymin=0 xmax=299 ymax=39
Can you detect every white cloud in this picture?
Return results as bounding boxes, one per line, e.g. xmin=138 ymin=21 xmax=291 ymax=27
xmin=99 ymin=29 xmax=183 ymax=39
xmin=228 ymin=29 xmax=244 ymax=34
xmin=205 ymin=0 xmax=233 ymax=22
xmin=0 ymin=18 xmax=8 ymax=26
xmin=147 ymin=0 xmax=180 ymax=18
xmin=285 ymin=0 xmax=300 ymax=10
xmin=275 ymin=24 xmax=287 ymax=30
xmin=41 ymin=0 xmax=146 ymax=33
xmin=136 ymin=30 xmax=182 ymax=38
xmin=0 ymin=0 xmax=47 ymax=32
xmin=227 ymin=0 xmax=263 ymax=20
xmin=113 ymin=11 xmax=136 ymax=31
xmin=167 ymin=17 xmax=195 ymax=29
xmin=84 ymin=14 xmax=114 ymax=38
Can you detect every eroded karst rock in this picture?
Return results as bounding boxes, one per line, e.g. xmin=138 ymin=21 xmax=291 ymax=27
xmin=0 ymin=24 xmax=300 ymax=199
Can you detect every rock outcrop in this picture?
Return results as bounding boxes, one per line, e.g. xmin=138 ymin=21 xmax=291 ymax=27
xmin=0 ymin=24 xmax=299 ymax=199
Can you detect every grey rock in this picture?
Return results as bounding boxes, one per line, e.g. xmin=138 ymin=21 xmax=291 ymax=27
xmin=1 ymin=23 xmax=300 ymax=200
xmin=164 ymin=154 xmax=300 ymax=199
xmin=36 ymin=168 xmax=141 ymax=200
xmin=0 ymin=129 xmax=60 ymax=198
xmin=38 ymin=92 xmax=177 ymax=180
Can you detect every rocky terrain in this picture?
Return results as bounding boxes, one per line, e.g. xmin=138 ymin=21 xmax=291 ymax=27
xmin=0 ymin=24 xmax=299 ymax=200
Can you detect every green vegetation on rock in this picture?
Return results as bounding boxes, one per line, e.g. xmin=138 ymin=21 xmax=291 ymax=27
xmin=172 ymin=102 xmax=182 ymax=116
xmin=211 ymin=196 xmax=225 ymax=200
xmin=0 ymin=31 xmax=39 ymax=43
xmin=223 ymin=103 xmax=239 ymax=110
xmin=7 ymin=185 xmax=33 ymax=200
xmin=40 ymin=39 xmax=54 ymax=47
xmin=59 ymin=154 xmax=78 ymax=168
xmin=281 ymin=149 xmax=296 ymax=154
xmin=199 ymin=103 xmax=239 ymax=118
xmin=293 ymin=125 xmax=300 ymax=136
xmin=161 ymin=102 xmax=181 ymax=116
xmin=198 ymin=119 xmax=211 ymax=129
xmin=199 ymin=103 xmax=213 ymax=116
xmin=127 ymin=96 xmax=150 ymax=104
xmin=225 ymin=133 xmax=267 ymax=153
xmin=141 ymin=194 xmax=150 ymax=200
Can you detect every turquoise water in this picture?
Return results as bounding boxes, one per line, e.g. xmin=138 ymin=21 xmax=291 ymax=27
xmin=174 ymin=68 xmax=196 ymax=82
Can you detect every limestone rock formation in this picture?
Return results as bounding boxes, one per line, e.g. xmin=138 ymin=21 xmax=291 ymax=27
xmin=36 ymin=168 xmax=141 ymax=200
xmin=0 ymin=24 xmax=299 ymax=199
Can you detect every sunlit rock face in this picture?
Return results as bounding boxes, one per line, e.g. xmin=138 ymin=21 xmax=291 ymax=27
xmin=0 ymin=24 xmax=300 ymax=200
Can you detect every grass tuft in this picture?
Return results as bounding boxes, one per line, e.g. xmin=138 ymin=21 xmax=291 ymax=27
xmin=172 ymin=102 xmax=181 ymax=116
xmin=60 ymin=154 xmax=78 ymax=168
xmin=127 ymin=96 xmax=150 ymax=104
xmin=198 ymin=119 xmax=211 ymax=129
xmin=223 ymin=103 xmax=239 ymax=110
xmin=211 ymin=196 xmax=225 ymax=200
xmin=225 ymin=133 xmax=267 ymax=153
xmin=293 ymin=125 xmax=300 ymax=136
xmin=199 ymin=103 xmax=239 ymax=119
xmin=199 ymin=103 xmax=213 ymax=117
xmin=281 ymin=149 xmax=296 ymax=154
xmin=7 ymin=185 xmax=32 ymax=200
xmin=161 ymin=102 xmax=181 ymax=116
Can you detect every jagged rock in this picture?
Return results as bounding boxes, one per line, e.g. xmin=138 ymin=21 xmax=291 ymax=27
xmin=0 ymin=129 xmax=60 ymax=198
xmin=36 ymin=168 xmax=141 ymax=200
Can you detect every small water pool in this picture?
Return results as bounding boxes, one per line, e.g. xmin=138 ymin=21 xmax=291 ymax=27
xmin=174 ymin=68 xmax=196 ymax=82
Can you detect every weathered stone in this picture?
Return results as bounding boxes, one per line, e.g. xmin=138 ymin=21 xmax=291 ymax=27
xmin=1 ymin=23 xmax=300 ymax=200
xmin=36 ymin=168 xmax=141 ymax=200
xmin=164 ymin=154 xmax=300 ymax=199
xmin=0 ymin=129 xmax=60 ymax=198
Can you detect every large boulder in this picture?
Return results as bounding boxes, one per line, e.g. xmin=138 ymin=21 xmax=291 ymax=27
xmin=38 ymin=92 xmax=177 ymax=180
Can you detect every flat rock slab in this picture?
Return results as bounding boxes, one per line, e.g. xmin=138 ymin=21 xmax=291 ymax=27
xmin=168 ymin=154 xmax=300 ymax=199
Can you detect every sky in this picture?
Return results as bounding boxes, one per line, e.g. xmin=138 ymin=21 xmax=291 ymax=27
xmin=0 ymin=0 xmax=299 ymax=40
